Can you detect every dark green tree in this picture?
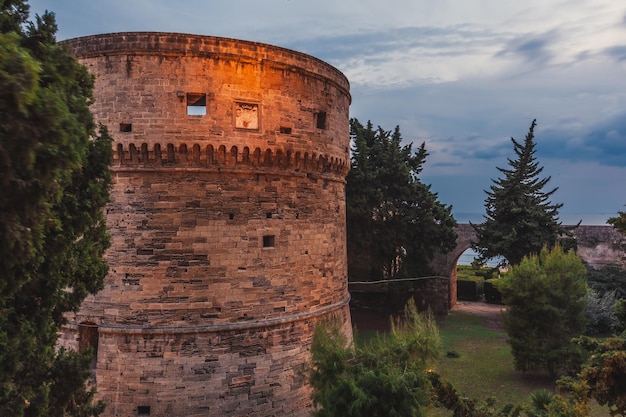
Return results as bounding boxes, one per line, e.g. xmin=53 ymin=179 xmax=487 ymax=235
xmin=608 ymin=210 xmax=626 ymax=235
xmin=472 ymin=119 xmax=571 ymax=266
xmin=309 ymin=300 xmax=440 ymax=417
xmin=500 ymin=246 xmax=588 ymax=377
xmin=346 ymin=119 xmax=457 ymax=281
xmin=0 ymin=2 xmax=112 ymax=416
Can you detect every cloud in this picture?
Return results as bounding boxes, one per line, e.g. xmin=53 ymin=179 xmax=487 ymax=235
xmin=538 ymin=112 xmax=626 ymax=167
xmin=604 ymin=45 xmax=626 ymax=62
xmin=25 ymin=0 xmax=626 ymax=218
xmin=495 ymin=31 xmax=557 ymax=64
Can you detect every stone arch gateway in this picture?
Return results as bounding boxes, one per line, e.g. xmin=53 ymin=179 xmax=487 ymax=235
xmin=431 ymin=224 xmax=626 ymax=309
xmin=59 ymin=32 xmax=352 ymax=417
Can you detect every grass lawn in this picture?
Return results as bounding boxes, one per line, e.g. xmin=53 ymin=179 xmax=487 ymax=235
xmin=353 ymin=305 xmax=608 ymax=416
xmin=431 ymin=310 xmax=554 ymax=414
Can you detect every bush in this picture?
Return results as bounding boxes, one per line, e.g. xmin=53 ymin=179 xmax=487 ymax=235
xmin=567 ymin=336 xmax=626 ymax=417
xmin=457 ymin=276 xmax=484 ymax=301
xmin=309 ymin=299 xmax=440 ymax=417
xmin=585 ymin=289 xmax=619 ymax=335
xmin=586 ymin=264 xmax=626 ymax=297
xmin=501 ymin=246 xmax=588 ymax=376
xmin=612 ymin=298 xmax=626 ymax=335
xmin=484 ymin=279 xmax=503 ymax=304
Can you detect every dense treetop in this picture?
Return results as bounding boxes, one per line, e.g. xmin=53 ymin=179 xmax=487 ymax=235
xmin=0 ymin=1 xmax=112 ymax=415
xmin=346 ymin=119 xmax=457 ymax=281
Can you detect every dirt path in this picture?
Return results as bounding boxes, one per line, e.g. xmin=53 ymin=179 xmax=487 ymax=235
xmin=451 ymin=300 xmax=506 ymax=331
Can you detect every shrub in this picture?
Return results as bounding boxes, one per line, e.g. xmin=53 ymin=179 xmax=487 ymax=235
xmin=613 ymin=298 xmax=626 ymax=335
xmin=586 ymin=264 xmax=626 ymax=297
xmin=585 ymin=289 xmax=619 ymax=335
xmin=501 ymin=245 xmax=588 ymax=376
xmin=457 ymin=276 xmax=484 ymax=301
xmin=484 ymin=278 xmax=503 ymax=304
xmin=567 ymin=336 xmax=626 ymax=417
xmin=309 ymin=299 xmax=440 ymax=417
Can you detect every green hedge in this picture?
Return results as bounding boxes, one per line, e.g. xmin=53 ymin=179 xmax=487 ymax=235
xmin=484 ymin=278 xmax=503 ymax=304
xmin=457 ymin=276 xmax=484 ymax=301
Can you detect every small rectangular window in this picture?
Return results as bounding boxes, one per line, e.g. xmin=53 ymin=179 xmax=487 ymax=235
xmin=316 ymin=112 xmax=327 ymax=129
xmin=279 ymin=126 xmax=292 ymax=134
xmin=120 ymin=122 xmax=132 ymax=132
xmin=263 ymin=235 xmax=275 ymax=248
xmin=187 ymin=93 xmax=206 ymax=116
xmin=137 ymin=405 xmax=151 ymax=415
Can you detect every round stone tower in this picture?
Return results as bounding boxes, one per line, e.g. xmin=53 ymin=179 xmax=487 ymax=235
xmin=60 ymin=32 xmax=352 ymax=417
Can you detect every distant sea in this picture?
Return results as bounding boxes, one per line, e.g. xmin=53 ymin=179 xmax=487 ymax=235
xmin=453 ymin=212 xmax=615 ymax=226
xmin=454 ymin=212 xmax=615 ymax=266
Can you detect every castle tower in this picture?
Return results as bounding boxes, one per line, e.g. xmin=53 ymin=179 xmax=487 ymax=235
xmin=60 ymin=32 xmax=352 ymax=417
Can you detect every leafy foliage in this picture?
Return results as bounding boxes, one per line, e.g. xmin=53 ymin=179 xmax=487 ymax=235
xmin=309 ymin=300 xmax=440 ymax=417
xmin=430 ymin=372 xmax=589 ymax=417
xmin=608 ymin=211 xmax=626 ymax=235
xmin=500 ymin=246 xmax=588 ymax=376
xmin=0 ymin=2 xmax=112 ymax=415
xmin=586 ymin=264 xmax=626 ymax=298
xmin=564 ymin=336 xmax=626 ymax=417
xmin=472 ymin=120 xmax=572 ymax=266
xmin=585 ymin=289 xmax=619 ymax=335
xmin=612 ymin=299 xmax=626 ymax=335
xmin=346 ymin=119 xmax=457 ymax=281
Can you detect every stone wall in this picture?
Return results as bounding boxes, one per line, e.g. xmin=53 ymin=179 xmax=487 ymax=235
xmin=572 ymin=225 xmax=626 ymax=269
xmin=59 ymin=32 xmax=352 ymax=417
xmin=431 ymin=223 xmax=626 ymax=309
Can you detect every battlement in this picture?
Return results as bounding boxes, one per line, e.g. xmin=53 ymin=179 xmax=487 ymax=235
xmin=114 ymin=142 xmax=349 ymax=177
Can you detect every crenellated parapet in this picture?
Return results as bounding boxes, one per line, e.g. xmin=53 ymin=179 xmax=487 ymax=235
xmin=115 ymin=142 xmax=349 ymax=177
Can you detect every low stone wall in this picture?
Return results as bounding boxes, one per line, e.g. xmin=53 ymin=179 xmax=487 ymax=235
xmin=349 ymin=276 xmax=450 ymax=316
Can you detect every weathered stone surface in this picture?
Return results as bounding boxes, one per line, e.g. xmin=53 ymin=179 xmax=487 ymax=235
xmin=59 ymin=32 xmax=352 ymax=417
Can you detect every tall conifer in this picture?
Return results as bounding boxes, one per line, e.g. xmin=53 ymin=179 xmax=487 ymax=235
xmin=472 ymin=119 xmax=570 ymax=266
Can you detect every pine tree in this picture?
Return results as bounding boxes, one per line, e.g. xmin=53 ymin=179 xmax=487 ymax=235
xmin=472 ymin=119 xmax=570 ymax=266
xmin=501 ymin=246 xmax=588 ymax=376
xmin=0 ymin=2 xmax=112 ymax=416
xmin=346 ymin=119 xmax=457 ymax=281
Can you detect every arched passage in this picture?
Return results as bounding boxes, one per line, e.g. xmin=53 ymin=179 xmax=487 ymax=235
xmin=430 ymin=224 xmax=626 ymax=310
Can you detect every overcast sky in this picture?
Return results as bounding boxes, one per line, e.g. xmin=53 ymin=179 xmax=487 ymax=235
xmin=28 ymin=0 xmax=626 ymax=224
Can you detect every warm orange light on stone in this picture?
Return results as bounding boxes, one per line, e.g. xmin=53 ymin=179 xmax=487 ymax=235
xmin=59 ymin=32 xmax=352 ymax=417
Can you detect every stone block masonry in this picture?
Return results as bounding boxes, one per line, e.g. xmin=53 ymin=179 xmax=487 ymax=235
xmin=59 ymin=32 xmax=352 ymax=417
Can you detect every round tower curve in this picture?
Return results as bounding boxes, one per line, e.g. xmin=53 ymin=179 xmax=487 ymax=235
xmin=59 ymin=32 xmax=352 ymax=417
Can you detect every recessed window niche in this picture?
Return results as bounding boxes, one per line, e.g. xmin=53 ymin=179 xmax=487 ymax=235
xmin=137 ymin=405 xmax=151 ymax=415
xmin=315 ymin=111 xmax=327 ymax=129
xmin=262 ymin=235 xmax=275 ymax=248
xmin=186 ymin=93 xmax=206 ymax=116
